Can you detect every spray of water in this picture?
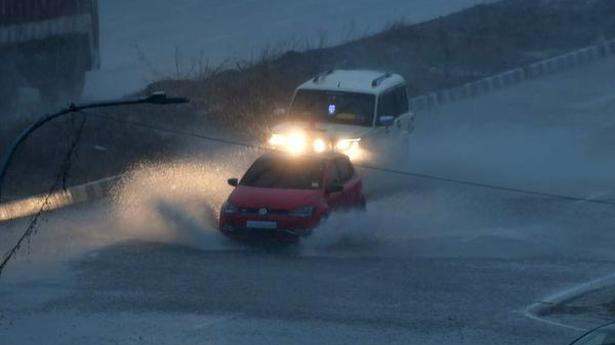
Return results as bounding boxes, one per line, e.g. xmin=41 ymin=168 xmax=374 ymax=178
xmin=102 ymin=142 xmax=485 ymax=258
xmin=102 ymin=123 xmax=612 ymax=260
xmin=110 ymin=147 xmax=259 ymax=249
xmin=105 ymin=144 xmax=418 ymax=256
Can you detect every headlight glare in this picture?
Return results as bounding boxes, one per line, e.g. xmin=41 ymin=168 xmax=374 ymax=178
xmin=336 ymin=138 xmax=359 ymax=152
xmin=269 ymin=133 xmax=287 ymax=146
xmin=286 ymin=131 xmax=307 ymax=154
xmin=313 ymin=138 xmax=327 ymax=153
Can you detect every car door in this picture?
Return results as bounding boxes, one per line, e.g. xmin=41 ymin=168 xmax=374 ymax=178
xmin=369 ymin=88 xmax=397 ymax=146
xmin=334 ymin=157 xmax=362 ymax=208
xmin=392 ymin=85 xmax=415 ymax=134
xmin=375 ymin=85 xmax=414 ymax=134
xmin=324 ymin=160 xmax=345 ymax=210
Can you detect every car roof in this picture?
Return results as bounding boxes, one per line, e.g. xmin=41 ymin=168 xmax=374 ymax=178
xmin=297 ymin=69 xmax=406 ymax=95
xmin=258 ymin=151 xmax=351 ymax=163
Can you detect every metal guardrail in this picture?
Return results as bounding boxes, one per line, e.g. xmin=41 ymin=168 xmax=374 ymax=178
xmin=409 ymin=38 xmax=615 ymax=112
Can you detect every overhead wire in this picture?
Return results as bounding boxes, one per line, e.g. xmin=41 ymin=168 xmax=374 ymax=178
xmin=88 ymin=113 xmax=615 ymax=207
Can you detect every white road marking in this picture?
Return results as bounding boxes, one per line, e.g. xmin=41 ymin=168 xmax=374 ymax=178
xmin=521 ymin=307 xmax=587 ymax=332
xmin=523 ymin=270 xmax=615 ymax=331
xmin=539 ymin=271 xmax=615 ymax=304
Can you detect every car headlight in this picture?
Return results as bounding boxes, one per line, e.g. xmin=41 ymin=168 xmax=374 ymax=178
xmin=336 ymin=138 xmax=360 ymax=152
xmin=269 ymin=133 xmax=287 ymax=146
xmin=222 ymin=201 xmax=239 ymax=214
xmin=313 ymin=138 xmax=327 ymax=153
xmin=288 ymin=206 xmax=314 ymax=217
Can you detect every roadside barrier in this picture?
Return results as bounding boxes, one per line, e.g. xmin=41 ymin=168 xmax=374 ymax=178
xmin=409 ymin=38 xmax=615 ymax=112
xmin=0 ymin=176 xmax=120 ymax=222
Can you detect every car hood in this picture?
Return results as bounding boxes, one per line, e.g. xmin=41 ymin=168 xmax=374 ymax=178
xmin=229 ymin=186 xmax=322 ymax=210
xmin=273 ymin=121 xmax=372 ymax=140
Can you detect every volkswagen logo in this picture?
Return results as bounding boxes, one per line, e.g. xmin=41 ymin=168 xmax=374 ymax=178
xmin=258 ymin=208 xmax=268 ymax=216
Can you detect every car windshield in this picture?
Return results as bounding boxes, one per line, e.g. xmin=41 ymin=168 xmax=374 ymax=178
xmin=290 ymin=89 xmax=375 ymax=126
xmin=240 ymin=156 xmax=324 ymax=189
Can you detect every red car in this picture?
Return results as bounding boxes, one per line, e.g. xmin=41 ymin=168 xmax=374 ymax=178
xmin=219 ymin=152 xmax=366 ymax=241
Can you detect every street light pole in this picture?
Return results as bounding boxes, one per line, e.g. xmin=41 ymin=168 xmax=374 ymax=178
xmin=0 ymin=92 xmax=189 ymax=202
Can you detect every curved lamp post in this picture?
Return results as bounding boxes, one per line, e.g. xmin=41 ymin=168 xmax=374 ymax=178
xmin=0 ymin=92 xmax=189 ymax=202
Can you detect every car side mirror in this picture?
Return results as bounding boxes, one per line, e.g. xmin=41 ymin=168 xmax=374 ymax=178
xmin=379 ymin=115 xmax=395 ymax=127
xmin=227 ymin=178 xmax=238 ymax=187
xmin=327 ymin=183 xmax=344 ymax=194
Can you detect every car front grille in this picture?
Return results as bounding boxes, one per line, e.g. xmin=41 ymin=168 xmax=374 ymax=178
xmin=238 ymin=207 xmax=289 ymax=216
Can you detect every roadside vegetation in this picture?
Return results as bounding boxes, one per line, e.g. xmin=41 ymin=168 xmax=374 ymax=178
xmin=146 ymin=0 xmax=615 ymax=135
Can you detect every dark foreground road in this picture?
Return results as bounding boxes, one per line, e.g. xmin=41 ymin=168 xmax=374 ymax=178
xmin=1 ymin=220 xmax=613 ymax=345
xmin=1 ymin=169 xmax=614 ymax=345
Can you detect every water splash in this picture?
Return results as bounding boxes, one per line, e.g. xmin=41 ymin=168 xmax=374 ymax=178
xmin=110 ymin=148 xmax=259 ymax=249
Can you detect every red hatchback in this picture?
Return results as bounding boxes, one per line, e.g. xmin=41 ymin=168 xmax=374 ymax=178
xmin=219 ymin=152 xmax=366 ymax=241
